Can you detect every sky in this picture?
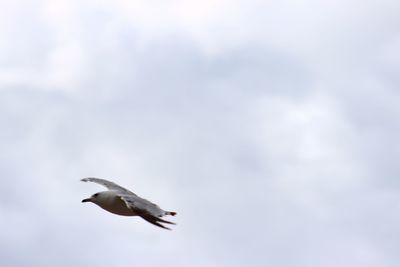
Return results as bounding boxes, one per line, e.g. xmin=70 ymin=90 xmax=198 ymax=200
xmin=0 ymin=0 xmax=400 ymax=266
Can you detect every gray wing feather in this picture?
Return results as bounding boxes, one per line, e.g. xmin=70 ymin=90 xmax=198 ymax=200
xmin=81 ymin=177 xmax=137 ymax=195
xmin=120 ymin=194 xmax=176 ymax=230
xmin=120 ymin=194 xmax=166 ymax=217
xmin=140 ymin=214 xmax=175 ymax=230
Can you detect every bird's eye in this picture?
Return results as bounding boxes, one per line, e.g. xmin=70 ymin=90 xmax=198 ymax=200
xmin=93 ymin=193 xmax=99 ymax=198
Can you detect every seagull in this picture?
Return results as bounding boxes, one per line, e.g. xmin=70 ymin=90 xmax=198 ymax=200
xmin=81 ymin=177 xmax=177 ymax=230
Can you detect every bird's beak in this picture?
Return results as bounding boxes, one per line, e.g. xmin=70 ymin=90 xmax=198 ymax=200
xmin=82 ymin=198 xmax=91 ymax=203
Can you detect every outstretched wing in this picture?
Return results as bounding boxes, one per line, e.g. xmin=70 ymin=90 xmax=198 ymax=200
xmin=119 ymin=194 xmax=176 ymax=230
xmin=81 ymin=177 xmax=136 ymax=195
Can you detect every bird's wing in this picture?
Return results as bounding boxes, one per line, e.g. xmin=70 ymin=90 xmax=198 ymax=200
xmin=120 ymin=194 xmax=166 ymax=217
xmin=81 ymin=177 xmax=136 ymax=195
xmin=119 ymin=194 xmax=176 ymax=230
xmin=139 ymin=214 xmax=175 ymax=230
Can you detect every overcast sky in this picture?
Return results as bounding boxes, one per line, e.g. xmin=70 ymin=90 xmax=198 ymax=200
xmin=1 ymin=0 xmax=400 ymax=266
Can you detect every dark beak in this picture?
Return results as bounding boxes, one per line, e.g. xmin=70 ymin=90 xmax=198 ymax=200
xmin=82 ymin=198 xmax=91 ymax=203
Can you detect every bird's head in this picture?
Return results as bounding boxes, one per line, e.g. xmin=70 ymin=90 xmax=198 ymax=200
xmin=81 ymin=192 xmax=100 ymax=203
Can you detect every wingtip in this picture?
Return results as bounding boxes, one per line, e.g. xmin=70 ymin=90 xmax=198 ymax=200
xmin=141 ymin=216 xmax=173 ymax=230
xmin=81 ymin=177 xmax=97 ymax=182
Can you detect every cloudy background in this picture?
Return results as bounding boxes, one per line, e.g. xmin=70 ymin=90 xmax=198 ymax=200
xmin=1 ymin=0 xmax=400 ymax=266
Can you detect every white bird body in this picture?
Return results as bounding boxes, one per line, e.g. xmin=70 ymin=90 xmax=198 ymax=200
xmin=90 ymin=191 xmax=138 ymax=216
xmin=81 ymin=177 xmax=176 ymax=230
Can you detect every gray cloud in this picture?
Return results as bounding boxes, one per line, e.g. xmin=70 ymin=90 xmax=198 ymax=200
xmin=1 ymin=1 xmax=400 ymax=266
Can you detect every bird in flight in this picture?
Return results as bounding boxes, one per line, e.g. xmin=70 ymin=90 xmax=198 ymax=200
xmin=81 ymin=177 xmax=177 ymax=230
